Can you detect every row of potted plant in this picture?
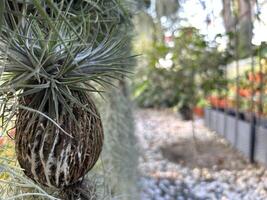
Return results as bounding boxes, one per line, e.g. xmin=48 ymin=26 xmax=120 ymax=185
xmin=193 ymin=58 xmax=267 ymax=118
xmin=204 ymin=59 xmax=267 ymax=163
xmin=206 ymin=69 xmax=267 ymax=119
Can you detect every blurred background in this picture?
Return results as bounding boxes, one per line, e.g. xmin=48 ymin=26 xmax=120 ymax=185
xmin=132 ymin=0 xmax=267 ymax=199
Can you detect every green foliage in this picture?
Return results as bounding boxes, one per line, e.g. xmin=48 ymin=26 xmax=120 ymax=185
xmin=134 ymin=27 xmax=226 ymax=109
xmin=134 ymin=42 xmax=175 ymax=107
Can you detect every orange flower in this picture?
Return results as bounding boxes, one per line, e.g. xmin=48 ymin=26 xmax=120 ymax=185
xmin=248 ymin=72 xmax=263 ymax=83
xmin=208 ymin=96 xmax=220 ymax=107
xmin=239 ymin=89 xmax=252 ymax=97
xmin=218 ymin=99 xmax=228 ymax=108
xmin=193 ymin=107 xmax=204 ymax=117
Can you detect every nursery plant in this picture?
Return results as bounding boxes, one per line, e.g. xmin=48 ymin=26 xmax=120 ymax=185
xmin=0 ymin=0 xmax=133 ymax=199
xmin=134 ymin=27 xmax=226 ymax=119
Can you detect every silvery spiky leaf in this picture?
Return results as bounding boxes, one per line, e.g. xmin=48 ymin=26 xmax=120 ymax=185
xmin=0 ymin=0 xmax=134 ymax=131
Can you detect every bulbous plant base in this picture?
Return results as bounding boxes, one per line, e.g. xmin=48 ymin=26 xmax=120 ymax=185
xmin=15 ymin=93 xmax=104 ymax=189
xmin=60 ymin=179 xmax=97 ymax=200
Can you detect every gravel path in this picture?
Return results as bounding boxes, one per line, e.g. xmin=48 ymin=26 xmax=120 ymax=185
xmin=136 ymin=109 xmax=267 ymax=200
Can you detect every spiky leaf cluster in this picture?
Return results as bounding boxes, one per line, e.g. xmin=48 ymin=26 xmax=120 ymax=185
xmin=0 ymin=0 xmax=133 ymax=132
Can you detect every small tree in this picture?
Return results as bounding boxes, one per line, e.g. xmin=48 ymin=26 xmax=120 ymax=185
xmin=134 ymin=27 xmax=226 ymax=117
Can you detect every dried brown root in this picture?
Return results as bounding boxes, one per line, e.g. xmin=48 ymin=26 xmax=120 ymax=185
xmin=60 ymin=179 xmax=97 ymax=200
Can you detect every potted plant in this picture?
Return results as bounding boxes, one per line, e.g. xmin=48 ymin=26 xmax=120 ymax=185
xmin=194 ymin=98 xmax=208 ymax=117
xmin=178 ymin=97 xmax=194 ymax=120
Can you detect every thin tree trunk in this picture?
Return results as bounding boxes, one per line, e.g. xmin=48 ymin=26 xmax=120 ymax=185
xmin=222 ymin=0 xmax=235 ymax=33
xmin=237 ymin=0 xmax=253 ymax=56
xmin=222 ymin=0 xmax=253 ymax=57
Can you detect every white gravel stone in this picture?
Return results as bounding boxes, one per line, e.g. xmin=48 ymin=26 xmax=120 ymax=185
xmin=136 ymin=109 xmax=267 ymax=200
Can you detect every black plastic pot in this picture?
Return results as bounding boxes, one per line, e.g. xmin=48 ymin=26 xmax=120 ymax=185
xmin=179 ymin=105 xmax=193 ymax=121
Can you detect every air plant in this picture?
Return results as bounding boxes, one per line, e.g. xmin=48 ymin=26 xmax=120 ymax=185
xmin=0 ymin=0 xmax=133 ymax=199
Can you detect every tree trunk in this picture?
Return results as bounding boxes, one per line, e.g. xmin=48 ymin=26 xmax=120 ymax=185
xmin=222 ymin=0 xmax=235 ymax=33
xmin=222 ymin=0 xmax=253 ymax=57
xmin=156 ymin=0 xmax=179 ymax=19
xmin=237 ymin=0 xmax=253 ymax=57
